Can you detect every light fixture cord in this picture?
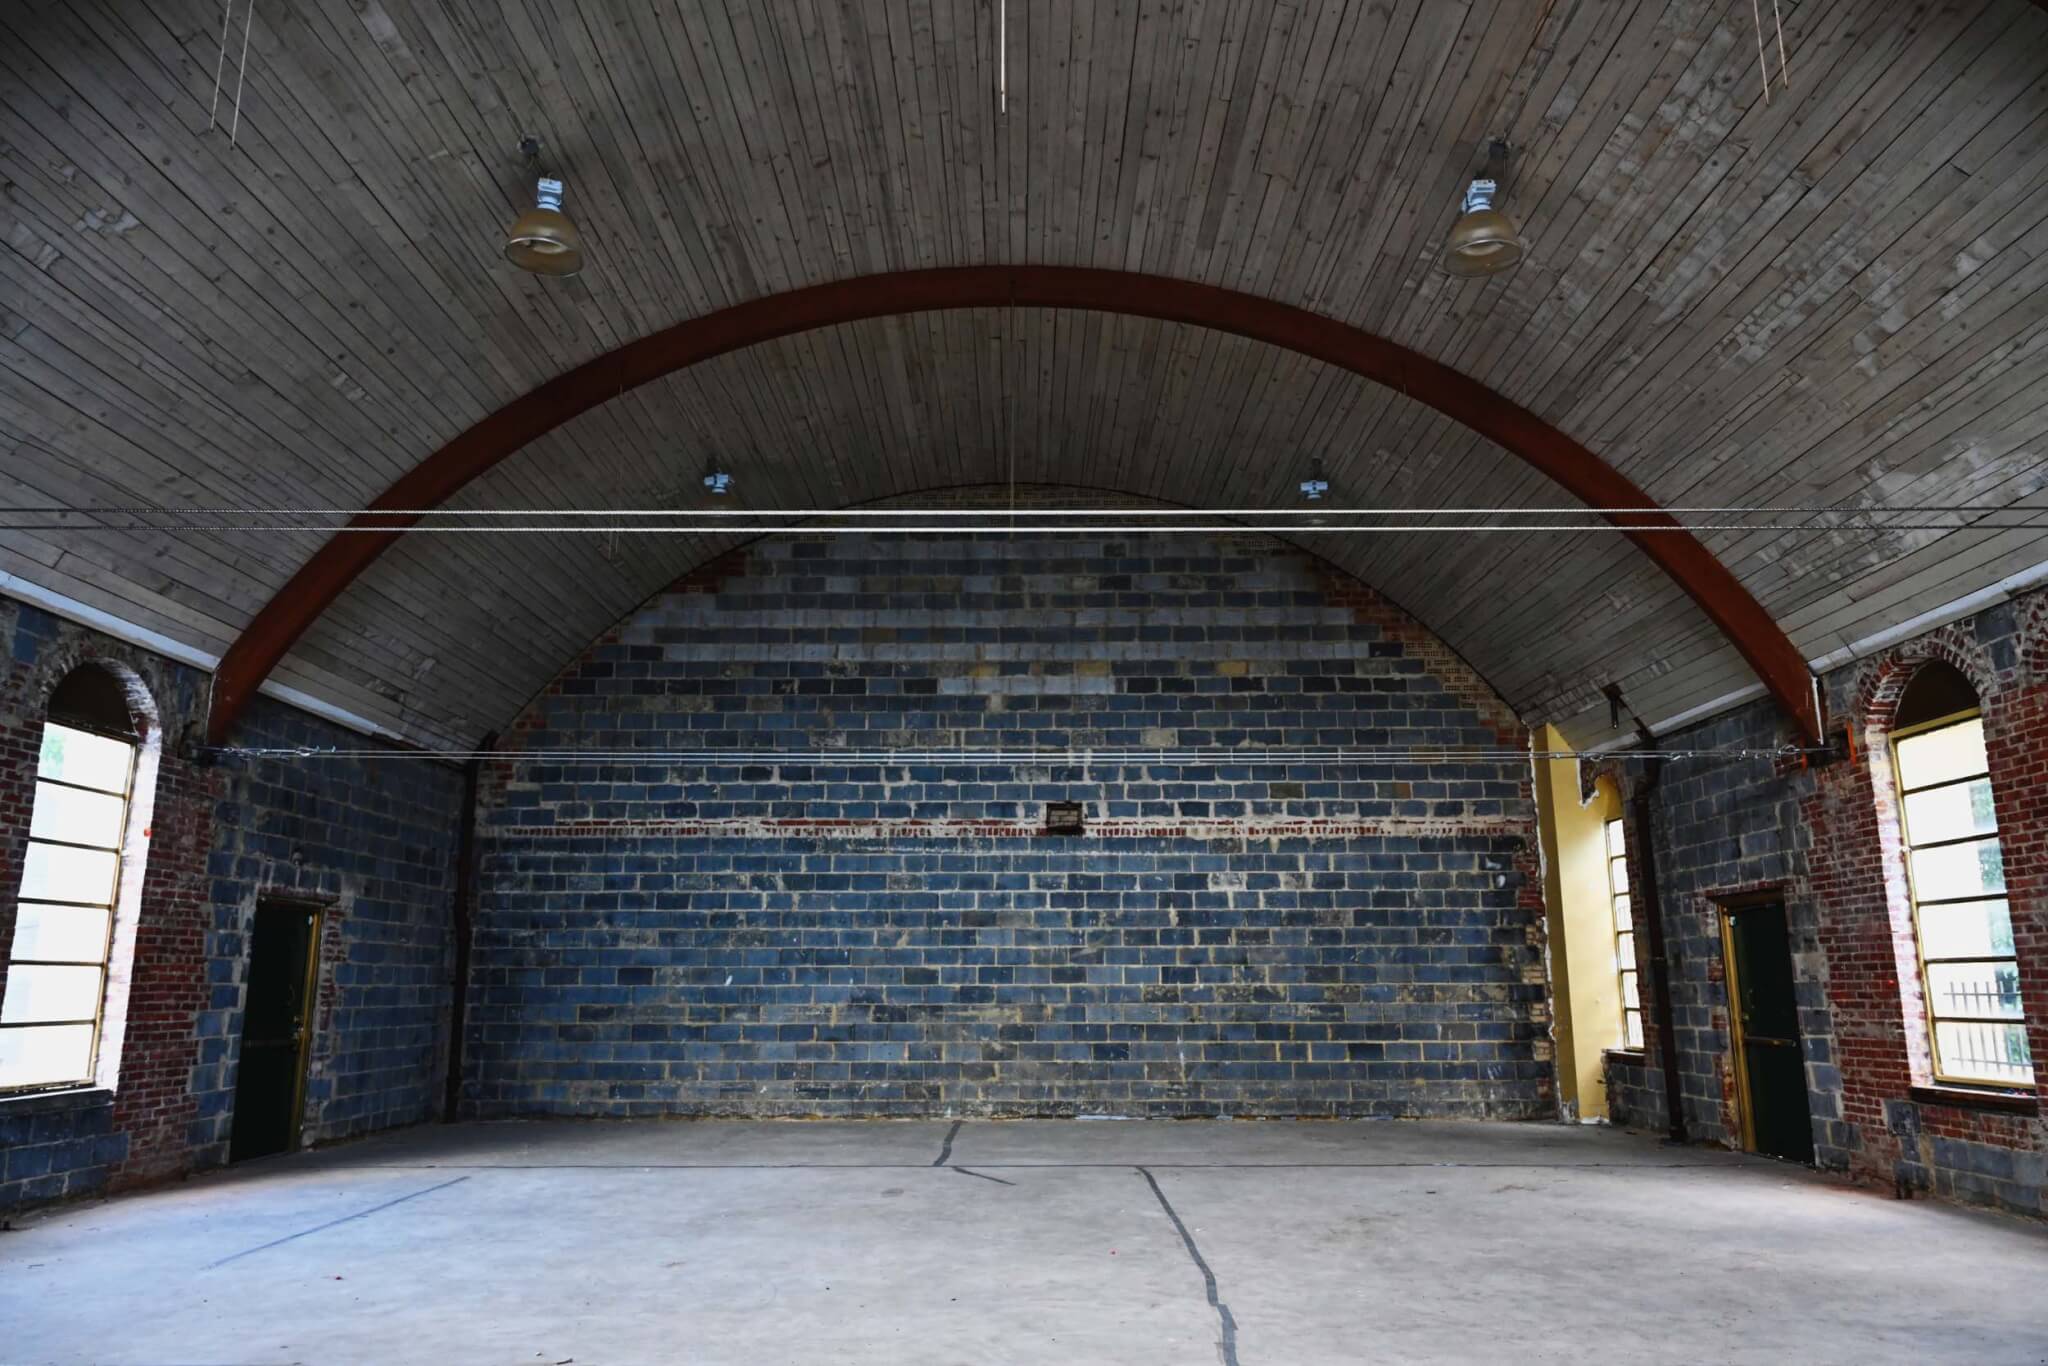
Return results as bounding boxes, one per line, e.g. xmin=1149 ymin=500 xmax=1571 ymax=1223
xmin=229 ymin=0 xmax=255 ymax=147
xmin=998 ymin=0 xmax=1007 ymax=114
xmin=1773 ymin=0 xmax=1790 ymax=91
xmin=1752 ymin=0 xmax=1769 ymax=106
xmin=208 ymin=0 xmax=232 ymax=131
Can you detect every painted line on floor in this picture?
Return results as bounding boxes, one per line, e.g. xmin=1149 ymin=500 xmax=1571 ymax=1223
xmin=950 ymin=1165 xmax=1017 ymax=1186
xmin=933 ymin=1120 xmax=963 ymax=1166
xmin=1138 ymin=1166 xmax=1240 ymax=1366
xmin=204 ymin=1176 xmax=471 ymax=1269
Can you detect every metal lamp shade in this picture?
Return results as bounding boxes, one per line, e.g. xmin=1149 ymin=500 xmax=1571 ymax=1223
xmin=505 ymin=206 xmax=583 ymax=276
xmin=1441 ymin=206 xmax=1523 ymax=277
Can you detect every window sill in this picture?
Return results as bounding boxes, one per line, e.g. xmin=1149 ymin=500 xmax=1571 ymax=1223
xmin=1908 ymin=1084 xmax=2038 ymax=1116
xmin=1602 ymin=1048 xmax=1648 ymax=1064
xmin=0 ymin=1085 xmax=113 ymax=1115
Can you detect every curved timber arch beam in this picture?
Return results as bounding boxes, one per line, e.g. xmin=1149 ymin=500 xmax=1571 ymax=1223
xmin=205 ymin=266 xmax=1822 ymax=745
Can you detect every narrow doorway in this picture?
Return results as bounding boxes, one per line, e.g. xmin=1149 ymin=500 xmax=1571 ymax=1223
xmin=1721 ymin=900 xmax=1813 ymax=1164
xmin=229 ymin=900 xmax=321 ymax=1161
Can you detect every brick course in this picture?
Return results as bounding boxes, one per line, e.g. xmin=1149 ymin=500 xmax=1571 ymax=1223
xmin=464 ymin=532 xmax=1551 ymax=1119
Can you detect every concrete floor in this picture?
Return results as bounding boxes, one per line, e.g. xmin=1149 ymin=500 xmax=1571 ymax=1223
xmin=2 ymin=1120 xmax=2044 ymax=1365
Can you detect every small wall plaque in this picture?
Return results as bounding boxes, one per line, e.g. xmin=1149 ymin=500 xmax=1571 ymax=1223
xmin=1044 ymin=800 xmax=1086 ymax=835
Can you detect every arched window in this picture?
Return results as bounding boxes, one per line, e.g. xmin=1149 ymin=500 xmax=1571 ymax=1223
xmin=0 ymin=666 xmax=148 ymax=1092
xmin=1889 ymin=663 xmax=2033 ymax=1087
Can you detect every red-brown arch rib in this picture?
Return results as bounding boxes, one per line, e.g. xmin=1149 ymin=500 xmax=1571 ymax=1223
xmin=206 ymin=266 xmax=1821 ymax=744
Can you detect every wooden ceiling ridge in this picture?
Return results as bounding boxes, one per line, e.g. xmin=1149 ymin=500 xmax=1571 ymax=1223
xmin=201 ymin=265 xmax=1824 ymax=747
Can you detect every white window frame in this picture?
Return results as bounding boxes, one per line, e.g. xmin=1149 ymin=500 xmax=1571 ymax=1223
xmin=1890 ymin=707 xmax=2034 ymax=1089
xmin=1604 ymin=817 xmax=1642 ymax=1050
xmin=1 ymin=721 xmax=139 ymax=1094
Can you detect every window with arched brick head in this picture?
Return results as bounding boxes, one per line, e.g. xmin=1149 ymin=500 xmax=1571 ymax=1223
xmin=1888 ymin=662 xmax=2033 ymax=1088
xmin=0 ymin=665 xmax=154 ymax=1092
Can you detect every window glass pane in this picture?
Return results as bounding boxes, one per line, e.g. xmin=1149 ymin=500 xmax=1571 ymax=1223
xmin=1615 ymin=932 xmax=1636 ymax=971
xmin=1611 ymin=894 xmax=1633 ymax=933
xmin=1895 ymin=718 xmax=1987 ymax=791
xmin=1910 ymin=837 xmax=2005 ymax=900
xmin=1917 ymin=900 xmax=2018 ymax=961
xmin=1605 ymin=820 xmax=1626 ymax=858
xmin=7 ymin=905 xmax=112 ymax=965
xmin=0 ymin=964 xmax=104 ymax=1024
xmin=1902 ymin=778 xmax=1997 ymax=845
xmin=1932 ymin=1020 xmax=2034 ymax=1086
xmin=1926 ymin=961 xmax=2027 ymax=1021
xmin=0 ymin=1023 xmax=95 ymax=1089
xmin=37 ymin=724 xmax=133 ymax=794
xmin=18 ymin=842 xmax=120 ymax=905
xmin=1621 ymin=971 xmax=1640 ymax=1010
xmin=28 ymin=781 xmax=127 ymax=849
xmin=1624 ymin=1012 xmax=1643 ymax=1049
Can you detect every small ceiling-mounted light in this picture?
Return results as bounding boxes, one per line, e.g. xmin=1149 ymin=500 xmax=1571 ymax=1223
xmin=504 ymin=137 xmax=583 ymax=277
xmin=1299 ymin=458 xmax=1331 ymax=502
xmin=1441 ymin=139 xmax=1524 ymax=278
xmin=702 ymin=464 xmax=734 ymax=496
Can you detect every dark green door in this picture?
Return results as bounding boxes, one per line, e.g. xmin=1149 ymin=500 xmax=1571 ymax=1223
xmin=1726 ymin=902 xmax=1813 ymax=1164
xmin=229 ymin=903 xmax=318 ymax=1161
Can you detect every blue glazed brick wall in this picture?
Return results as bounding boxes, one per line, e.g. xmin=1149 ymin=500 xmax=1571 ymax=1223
xmin=1 ymin=595 xmax=463 ymax=1213
xmin=466 ymin=532 xmax=1551 ymax=1119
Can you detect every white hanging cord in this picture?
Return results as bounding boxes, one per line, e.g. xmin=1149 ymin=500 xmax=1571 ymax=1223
xmin=229 ymin=0 xmax=255 ymax=148
xmin=1752 ymin=0 xmax=1770 ymax=106
xmin=998 ymin=0 xmax=1008 ymax=114
xmin=1773 ymin=0 xmax=1790 ymax=92
xmin=208 ymin=1 xmax=233 ymax=131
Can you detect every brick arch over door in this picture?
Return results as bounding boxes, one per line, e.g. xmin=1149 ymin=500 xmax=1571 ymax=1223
xmin=205 ymin=267 xmax=1821 ymax=746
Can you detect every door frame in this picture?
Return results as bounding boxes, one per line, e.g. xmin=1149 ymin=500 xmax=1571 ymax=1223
xmin=247 ymin=895 xmax=327 ymax=1154
xmin=1714 ymin=887 xmax=1794 ymax=1156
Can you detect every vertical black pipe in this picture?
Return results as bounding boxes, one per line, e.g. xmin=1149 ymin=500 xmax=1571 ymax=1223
xmin=1632 ymin=753 xmax=1687 ymax=1144
xmin=442 ymin=732 xmax=495 ymax=1122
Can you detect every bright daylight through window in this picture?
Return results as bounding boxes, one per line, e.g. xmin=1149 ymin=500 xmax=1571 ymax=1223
xmin=0 ymin=722 xmax=138 ymax=1091
xmin=1893 ymin=714 xmax=2034 ymax=1087
xmin=1605 ymin=818 xmax=1642 ymax=1049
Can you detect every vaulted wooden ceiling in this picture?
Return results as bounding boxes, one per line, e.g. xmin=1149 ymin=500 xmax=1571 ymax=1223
xmin=3 ymin=0 xmax=2047 ymax=747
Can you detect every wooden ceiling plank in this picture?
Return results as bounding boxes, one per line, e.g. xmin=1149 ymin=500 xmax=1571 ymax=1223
xmin=84 ymin=0 xmax=537 ymax=431
xmin=1449 ymin=0 xmax=1974 ymax=610
xmin=1433 ymin=0 xmax=1990 ymax=606
xmin=1578 ymin=4 xmax=2031 ymax=479
xmin=1558 ymin=0 xmax=1996 ymax=459
xmin=264 ymin=0 xmax=585 ymax=405
xmin=0 ymin=31 xmax=434 ymax=483
xmin=0 ymin=249 xmax=360 ymax=517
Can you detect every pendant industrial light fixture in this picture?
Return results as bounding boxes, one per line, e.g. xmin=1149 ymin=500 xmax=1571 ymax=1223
xmin=504 ymin=136 xmax=583 ymax=277
xmin=1441 ymin=139 xmax=1524 ymax=278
